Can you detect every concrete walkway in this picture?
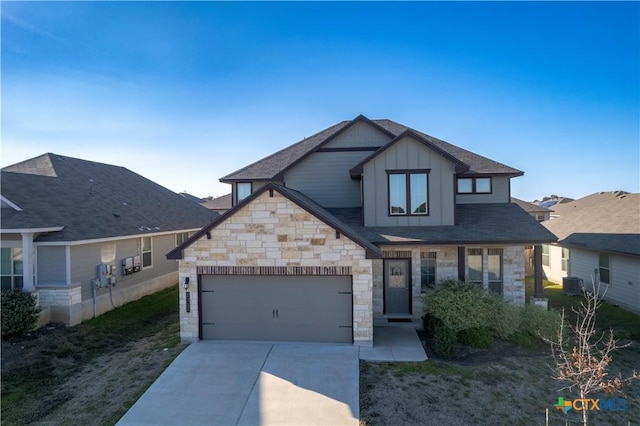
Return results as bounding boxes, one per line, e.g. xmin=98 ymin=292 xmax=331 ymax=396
xmin=359 ymin=326 xmax=428 ymax=361
xmin=117 ymin=341 xmax=359 ymax=426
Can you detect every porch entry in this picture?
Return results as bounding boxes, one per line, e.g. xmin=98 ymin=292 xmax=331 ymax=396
xmin=383 ymin=259 xmax=411 ymax=315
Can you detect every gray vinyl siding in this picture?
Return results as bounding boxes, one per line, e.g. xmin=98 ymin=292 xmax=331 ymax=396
xmin=285 ymin=151 xmax=369 ymax=208
xmin=456 ymin=176 xmax=511 ymax=204
xmin=70 ymin=234 xmax=180 ymax=301
xmin=37 ymin=246 xmax=67 ymax=286
xmin=571 ymin=248 xmax=640 ymax=313
xmin=323 ymin=121 xmax=391 ymax=149
xmin=362 ymin=136 xmax=456 ymax=226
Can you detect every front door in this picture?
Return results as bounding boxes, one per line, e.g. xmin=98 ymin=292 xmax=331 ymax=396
xmin=384 ymin=259 xmax=411 ymax=314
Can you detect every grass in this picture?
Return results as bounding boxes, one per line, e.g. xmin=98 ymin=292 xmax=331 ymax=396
xmin=1 ymin=285 xmax=181 ymax=425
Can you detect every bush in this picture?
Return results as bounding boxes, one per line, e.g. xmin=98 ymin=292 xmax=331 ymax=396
xmin=423 ymin=279 xmax=511 ymax=336
xmin=1 ymin=289 xmax=40 ymax=337
xmin=421 ymin=312 xmax=443 ymax=337
xmin=433 ymin=325 xmax=458 ymax=358
xmin=518 ymin=304 xmax=562 ymax=342
xmin=457 ymin=327 xmax=495 ymax=349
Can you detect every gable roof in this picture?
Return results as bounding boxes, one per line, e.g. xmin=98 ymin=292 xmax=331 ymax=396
xmin=220 ymin=115 xmax=523 ymax=182
xmin=1 ymin=153 xmax=218 ymax=242
xmin=511 ymin=197 xmax=553 ymax=214
xmin=542 ymin=191 xmax=640 ymax=256
xmin=349 ymin=129 xmax=469 ymax=177
xmin=167 ymin=182 xmax=382 ymax=260
xmin=201 ymin=193 xmax=232 ymax=211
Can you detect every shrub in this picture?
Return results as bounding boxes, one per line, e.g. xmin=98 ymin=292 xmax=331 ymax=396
xmin=1 ymin=289 xmax=40 ymax=337
xmin=423 ymin=279 xmax=512 ymax=336
xmin=518 ymin=304 xmax=562 ymax=342
xmin=421 ymin=312 xmax=443 ymax=337
xmin=457 ymin=327 xmax=495 ymax=349
xmin=433 ymin=325 xmax=458 ymax=358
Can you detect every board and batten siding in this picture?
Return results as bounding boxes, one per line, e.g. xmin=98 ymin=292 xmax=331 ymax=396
xmin=570 ymin=248 xmax=640 ymax=314
xmin=455 ymin=176 xmax=511 ymax=204
xmin=37 ymin=246 xmax=68 ymax=286
xmin=285 ymin=151 xmax=369 ymax=208
xmin=322 ymin=120 xmax=391 ymax=149
xmin=362 ymin=136 xmax=456 ymax=226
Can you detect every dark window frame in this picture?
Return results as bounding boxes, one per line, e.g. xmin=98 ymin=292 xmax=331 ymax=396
xmin=235 ymin=182 xmax=253 ymax=204
xmin=386 ymin=169 xmax=430 ymax=217
xmin=487 ymin=248 xmax=503 ymax=295
xmin=467 ymin=248 xmax=483 ymax=286
xmin=420 ymin=252 xmax=437 ymax=292
xmin=456 ymin=177 xmax=493 ymax=194
xmin=599 ymin=253 xmax=610 ymax=285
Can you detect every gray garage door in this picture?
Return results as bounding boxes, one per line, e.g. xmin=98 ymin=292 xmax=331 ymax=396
xmin=200 ymin=275 xmax=353 ymax=343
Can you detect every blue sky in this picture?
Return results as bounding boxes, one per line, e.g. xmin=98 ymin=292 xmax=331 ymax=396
xmin=2 ymin=1 xmax=638 ymax=201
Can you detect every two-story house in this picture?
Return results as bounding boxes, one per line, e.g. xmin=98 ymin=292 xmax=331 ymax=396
xmin=168 ymin=115 xmax=556 ymax=347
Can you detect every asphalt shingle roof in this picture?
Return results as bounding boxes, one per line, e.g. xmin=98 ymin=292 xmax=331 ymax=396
xmin=2 ymin=153 xmax=218 ymax=242
xmin=220 ymin=116 xmax=522 ymax=182
xmin=542 ymin=191 xmax=640 ymax=256
xmin=327 ymin=204 xmax=557 ymax=246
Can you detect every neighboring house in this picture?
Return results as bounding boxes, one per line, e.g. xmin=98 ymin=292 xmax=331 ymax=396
xmin=179 ymin=192 xmax=206 ymax=204
xmin=541 ymin=191 xmax=640 ymax=313
xmin=511 ymin=197 xmax=553 ymax=222
xmin=1 ymin=153 xmax=217 ymax=326
xmin=168 ymin=115 xmax=556 ymax=346
xmin=201 ymin=193 xmax=232 ymax=214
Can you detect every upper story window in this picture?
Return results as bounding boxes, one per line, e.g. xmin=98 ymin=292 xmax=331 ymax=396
xmin=457 ymin=177 xmax=492 ymax=194
xmin=176 ymin=232 xmax=190 ymax=247
xmin=388 ymin=170 xmax=429 ymax=216
xmin=237 ymin=183 xmax=252 ymax=202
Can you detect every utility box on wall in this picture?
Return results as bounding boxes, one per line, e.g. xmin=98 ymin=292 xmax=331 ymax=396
xmin=97 ymin=264 xmax=116 ymax=287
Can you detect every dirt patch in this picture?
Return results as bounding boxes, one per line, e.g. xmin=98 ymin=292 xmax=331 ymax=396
xmin=360 ymin=333 xmax=640 ymax=426
xmin=2 ymin=322 xmax=186 ymax=426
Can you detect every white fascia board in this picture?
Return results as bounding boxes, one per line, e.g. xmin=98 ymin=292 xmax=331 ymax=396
xmin=1 ymin=226 xmax=65 ymax=234
xmin=34 ymin=228 xmax=204 ymax=246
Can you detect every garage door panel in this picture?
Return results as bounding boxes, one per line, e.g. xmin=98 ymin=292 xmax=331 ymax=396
xmin=200 ymin=275 xmax=352 ymax=343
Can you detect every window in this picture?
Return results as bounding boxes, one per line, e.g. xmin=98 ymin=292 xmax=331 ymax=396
xmin=176 ymin=232 xmax=190 ymax=247
xmin=141 ymin=237 xmax=152 ymax=268
xmin=237 ymin=183 xmax=252 ymax=202
xmin=467 ymin=248 xmax=483 ymax=285
xmin=457 ymin=177 xmax=492 ymax=194
xmin=599 ymin=254 xmax=610 ymax=284
xmin=561 ymin=247 xmax=569 ymax=272
xmin=1 ymin=247 xmax=24 ymax=290
xmin=542 ymin=244 xmax=550 ymax=267
xmin=488 ymin=248 xmax=503 ymax=295
xmin=420 ymin=252 xmax=437 ymax=292
xmin=388 ymin=171 xmax=429 ymax=216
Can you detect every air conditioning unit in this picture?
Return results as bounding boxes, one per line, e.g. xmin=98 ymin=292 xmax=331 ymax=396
xmin=563 ymin=276 xmax=583 ymax=296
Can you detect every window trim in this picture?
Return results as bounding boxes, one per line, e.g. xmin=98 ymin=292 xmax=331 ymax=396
xmin=561 ymin=247 xmax=570 ymax=273
xmin=175 ymin=232 xmax=191 ymax=247
xmin=542 ymin=244 xmax=550 ymax=267
xmin=598 ymin=253 xmax=610 ymax=285
xmin=235 ymin=182 xmax=253 ymax=204
xmin=420 ymin=252 xmax=437 ymax=292
xmin=1 ymin=247 xmax=24 ymax=290
xmin=467 ymin=248 xmax=483 ymax=286
xmin=141 ymin=237 xmax=153 ymax=269
xmin=456 ymin=177 xmax=493 ymax=194
xmin=487 ymin=248 xmax=503 ymax=295
xmin=386 ymin=169 xmax=430 ymax=217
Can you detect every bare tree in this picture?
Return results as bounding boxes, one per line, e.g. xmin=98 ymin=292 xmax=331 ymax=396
xmin=548 ymin=277 xmax=639 ymax=425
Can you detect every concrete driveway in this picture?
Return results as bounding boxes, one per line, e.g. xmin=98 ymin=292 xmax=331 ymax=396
xmin=117 ymin=341 xmax=359 ymax=426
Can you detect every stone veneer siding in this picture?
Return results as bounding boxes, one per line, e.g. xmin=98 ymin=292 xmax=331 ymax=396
xmin=373 ymin=245 xmax=526 ymax=320
xmin=178 ymin=191 xmax=374 ymax=346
